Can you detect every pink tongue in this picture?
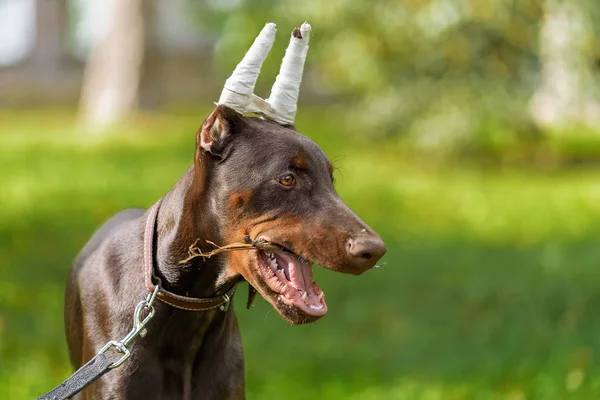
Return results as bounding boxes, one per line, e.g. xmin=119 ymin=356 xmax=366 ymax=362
xmin=276 ymin=252 xmax=321 ymax=307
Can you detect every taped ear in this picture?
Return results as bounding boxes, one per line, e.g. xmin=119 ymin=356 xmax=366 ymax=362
xmin=198 ymin=105 xmax=243 ymax=157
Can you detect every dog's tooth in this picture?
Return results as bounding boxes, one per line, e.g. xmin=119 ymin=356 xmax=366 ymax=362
xmin=302 ymin=291 xmax=308 ymax=300
xmin=318 ymin=292 xmax=324 ymax=300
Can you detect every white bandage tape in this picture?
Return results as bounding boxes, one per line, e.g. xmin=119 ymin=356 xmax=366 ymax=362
xmin=267 ymin=23 xmax=311 ymax=125
xmin=217 ymin=23 xmax=277 ymax=114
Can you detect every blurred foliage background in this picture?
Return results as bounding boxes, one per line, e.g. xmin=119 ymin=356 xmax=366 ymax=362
xmin=2 ymin=0 xmax=600 ymax=399
xmin=200 ymin=0 xmax=600 ymax=150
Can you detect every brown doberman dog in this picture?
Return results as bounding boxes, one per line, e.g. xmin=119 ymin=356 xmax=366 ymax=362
xmin=64 ymin=23 xmax=386 ymax=400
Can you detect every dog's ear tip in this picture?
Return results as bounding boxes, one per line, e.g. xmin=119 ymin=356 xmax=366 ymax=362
xmin=198 ymin=106 xmax=244 ymax=155
xmin=213 ymin=104 xmax=232 ymax=116
xmin=212 ymin=105 xmax=247 ymax=132
xmin=214 ymin=104 xmax=243 ymax=119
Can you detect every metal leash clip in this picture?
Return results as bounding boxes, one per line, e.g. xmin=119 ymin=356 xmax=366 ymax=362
xmin=97 ymin=284 xmax=160 ymax=369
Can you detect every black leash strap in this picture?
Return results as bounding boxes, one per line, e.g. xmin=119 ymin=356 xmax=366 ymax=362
xmin=37 ymin=353 xmax=113 ymax=400
xmin=36 ymin=278 xmax=161 ymax=400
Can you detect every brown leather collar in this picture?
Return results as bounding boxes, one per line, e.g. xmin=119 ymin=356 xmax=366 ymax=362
xmin=143 ymin=199 xmax=237 ymax=312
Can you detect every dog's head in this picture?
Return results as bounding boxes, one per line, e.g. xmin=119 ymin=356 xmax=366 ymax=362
xmin=191 ymin=22 xmax=385 ymax=324
xmin=195 ymin=105 xmax=386 ymax=324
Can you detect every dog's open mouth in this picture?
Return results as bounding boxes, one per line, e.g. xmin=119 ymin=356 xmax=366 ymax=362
xmin=256 ymin=246 xmax=327 ymax=317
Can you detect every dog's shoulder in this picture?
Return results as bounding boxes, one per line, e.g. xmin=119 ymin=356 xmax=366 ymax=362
xmin=75 ymin=208 xmax=145 ymax=266
xmin=70 ymin=208 xmax=148 ymax=300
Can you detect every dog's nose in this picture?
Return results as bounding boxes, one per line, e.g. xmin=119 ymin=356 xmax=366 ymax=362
xmin=346 ymin=235 xmax=386 ymax=271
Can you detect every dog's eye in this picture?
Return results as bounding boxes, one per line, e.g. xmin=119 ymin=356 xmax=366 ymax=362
xmin=278 ymin=174 xmax=296 ymax=187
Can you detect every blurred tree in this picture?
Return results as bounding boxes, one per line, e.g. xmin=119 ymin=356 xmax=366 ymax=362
xmin=29 ymin=0 xmax=67 ymax=78
xmin=79 ymin=0 xmax=145 ymax=129
xmin=529 ymin=0 xmax=600 ymax=130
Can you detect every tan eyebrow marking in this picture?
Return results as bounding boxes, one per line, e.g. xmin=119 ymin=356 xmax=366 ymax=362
xmin=291 ymin=155 xmax=308 ymax=170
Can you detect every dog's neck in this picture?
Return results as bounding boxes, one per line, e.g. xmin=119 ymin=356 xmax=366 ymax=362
xmin=154 ymin=166 xmax=227 ymax=299
xmin=148 ymin=166 xmax=242 ymax=375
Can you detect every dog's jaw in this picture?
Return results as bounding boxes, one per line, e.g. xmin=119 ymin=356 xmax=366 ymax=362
xmin=219 ymin=245 xmax=328 ymax=325
xmin=255 ymin=249 xmax=327 ymax=317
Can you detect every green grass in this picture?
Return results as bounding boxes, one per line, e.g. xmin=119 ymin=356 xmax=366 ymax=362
xmin=2 ymin=109 xmax=600 ymax=399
